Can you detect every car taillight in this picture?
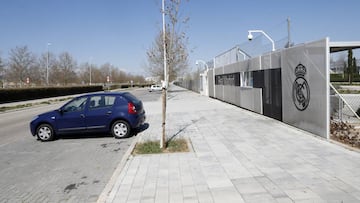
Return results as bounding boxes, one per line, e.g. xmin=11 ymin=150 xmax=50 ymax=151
xmin=128 ymin=102 xmax=137 ymax=114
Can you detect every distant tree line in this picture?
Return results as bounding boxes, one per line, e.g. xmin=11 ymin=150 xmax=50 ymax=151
xmin=330 ymin=49 xmax=360 ymax=84
xmin=0 ymin=46 xmax=145 ymax=88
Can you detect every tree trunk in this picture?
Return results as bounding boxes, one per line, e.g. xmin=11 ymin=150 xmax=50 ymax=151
xmin=161 ymin=88 xmax=167 ymax=149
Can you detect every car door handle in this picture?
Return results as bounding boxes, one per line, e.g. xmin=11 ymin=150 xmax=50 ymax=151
xmin=106 ymin=111 xmax=112 ymax=115
xmin=80 ymin=114 xmax=85 ymax=118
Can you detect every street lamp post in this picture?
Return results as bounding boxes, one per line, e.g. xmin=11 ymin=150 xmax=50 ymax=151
xmin=195 ymin=59 xmax=209 ymax=96
xmin=89 ymin=57 xmax=92 ymax=85
xmin=247 ymin=30 xmax=275 ymax=51
xmin=195 ymin=59 xmax=209 ymax=71
xmin=46 ymin=42 xmax=51 ymax=85
xmin=89 ymin=65 xmax=92 ymax=85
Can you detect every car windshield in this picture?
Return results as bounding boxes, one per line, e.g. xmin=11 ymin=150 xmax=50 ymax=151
xmin=63 ymin=97 xmax=87 ymax=112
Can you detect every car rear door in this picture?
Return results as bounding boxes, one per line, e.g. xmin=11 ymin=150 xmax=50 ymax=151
xmin=57 ymin=96 xmax=88 ymax=133
xmin=85 ymin=95 xmax=116 ymax=131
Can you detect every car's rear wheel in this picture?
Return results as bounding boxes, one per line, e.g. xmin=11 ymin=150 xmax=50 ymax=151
xmin=36 ymin=124 xmax=55 ymax=141
xmin=112 ymin=120 xmax=131 ymax=138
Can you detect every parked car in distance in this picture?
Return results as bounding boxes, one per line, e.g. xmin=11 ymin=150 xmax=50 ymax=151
xmin=149 ymin=84 xmax=162 ymax=92
xmin=30 ymin=92 xmax=146 ymax=141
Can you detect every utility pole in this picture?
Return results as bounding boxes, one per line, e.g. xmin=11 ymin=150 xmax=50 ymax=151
xmin=287 ymin=17 xmax=291 ymax=48
xmin=46 ymin=42 xmax=51 ymax=85
xmin=89 ymin=57 xmax=92 ymax=85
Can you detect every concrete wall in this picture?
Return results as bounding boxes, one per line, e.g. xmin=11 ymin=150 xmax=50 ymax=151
xmin=209 ymin=38 xmax=329 ymax=138
xmin=281 ymin=38 xmax=329 ymax=138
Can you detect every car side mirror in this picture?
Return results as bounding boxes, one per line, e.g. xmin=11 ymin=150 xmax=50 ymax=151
xmin=57 ymin=108 xmax=64 ymax=115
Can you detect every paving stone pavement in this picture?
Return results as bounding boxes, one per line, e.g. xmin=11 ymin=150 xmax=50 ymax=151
xmin=101 ymin=85 xmax=360 ymax=203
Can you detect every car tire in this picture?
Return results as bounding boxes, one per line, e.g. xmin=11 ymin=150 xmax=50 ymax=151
xmin=111 ymin=120 xmax=131 ymax=139
xmin=36 ymin=124 xmax=55 ymax=141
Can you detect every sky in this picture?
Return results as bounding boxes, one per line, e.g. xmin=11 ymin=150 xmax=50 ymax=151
xmin=1 ymin=0 xmax=359 ymax=76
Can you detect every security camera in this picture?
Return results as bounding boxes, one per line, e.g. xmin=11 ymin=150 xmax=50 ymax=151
xmin=247 ymin=33 xmax=253 ymax=41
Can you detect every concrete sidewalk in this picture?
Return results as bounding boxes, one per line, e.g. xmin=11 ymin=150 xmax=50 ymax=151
xmin=101 ymin=85 xmax=360 ymax=203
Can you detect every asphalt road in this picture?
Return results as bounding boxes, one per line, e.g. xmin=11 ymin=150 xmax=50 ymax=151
xmin=0 ymin=88 xmax=161 ymax=202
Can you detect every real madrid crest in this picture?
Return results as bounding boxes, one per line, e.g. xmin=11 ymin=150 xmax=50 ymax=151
xmin=292 ymin=63 xmax=310 ymax=111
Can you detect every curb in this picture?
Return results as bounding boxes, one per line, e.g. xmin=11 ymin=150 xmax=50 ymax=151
xmin=329 ymin=139 xmax=360 ymax=153
xmin=96 ymin=134 xmax=140 ymax=203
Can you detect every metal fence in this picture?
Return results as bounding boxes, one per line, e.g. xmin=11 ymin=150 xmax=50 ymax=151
xmin=214 ymin=45 xmax=248 ymax=67
xmin=330 ymin=84 xmax=360 ymax=125
xmin=212 ymin=36 xmax=289 ymax=69
xmin=175 ymin=72 xmax=201 ymax=93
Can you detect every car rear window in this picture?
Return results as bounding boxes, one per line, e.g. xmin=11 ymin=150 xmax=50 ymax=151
xmin=89 ymin=95 xmax=116 ymax=109
xmin=122 ymin=92 xmax=140 ymax=103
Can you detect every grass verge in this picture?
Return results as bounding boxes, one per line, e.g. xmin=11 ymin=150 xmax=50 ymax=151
xmin=0 ymin=103 xmax=33 ymax=112
xmin=132 ymin=138 xmax=189 ymax=155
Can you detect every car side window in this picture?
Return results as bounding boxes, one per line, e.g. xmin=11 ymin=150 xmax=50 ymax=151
xmin=89 ymin=96 xmax=115 ymax=109
xmin=63 ymin=97 xmax=88 ymax=113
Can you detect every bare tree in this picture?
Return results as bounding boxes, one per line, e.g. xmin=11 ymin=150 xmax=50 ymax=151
xmin=47 ymin=52 xmax=58 ymax=86
xmin=37 ymin=52 xmax=57 ymax=85
xmin=3 ymin=46 xmax=147 ymax=87
xmin=91 ymin=67 xmax=103 ymax=84
xmin=37 ymin=53 xmax=47 ymax=85
xmin=99 ymin=63 xmax=113 ymax=83
xmin=131 ymin=75 xmax=146 ymax=83
xmin=77 ymin=62 xmax=146 ymax=85
xmin=27 ymin=64 xmax=42 ymax=85
xmin=78 ymin=62 xmax=93 ymax=84
xmin=112 ymin=68 xmax=126 ymax=83
xmin=57 ymin=52 xmax=78 ymax=85
xmin=7 ymin=46 xmax=36 ymax=86
xmin=51 ymin=62 xmax=62 ymax=85
xmin=0 ymin=54 xmax=4 ymax=71
xmin=146 ymin=0 xmax=190 ymax=149
xmin=146 ymin=0 xmax=189 ymax=82
xmin=0 ymin=54 xmax=5 ymax=87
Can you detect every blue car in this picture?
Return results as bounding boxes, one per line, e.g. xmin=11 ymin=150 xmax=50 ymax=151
xmin=30 ymin=92 xmax=146 ymax=141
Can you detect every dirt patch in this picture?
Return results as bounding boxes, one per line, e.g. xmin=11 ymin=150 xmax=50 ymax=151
xmin=330 ymin=121 xmax=360 ymax=149
xmin=132 ymin=138 xmax=190 ymax=155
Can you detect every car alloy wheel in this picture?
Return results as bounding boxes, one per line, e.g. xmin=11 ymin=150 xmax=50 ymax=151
xmin=36 ymin=124 xmax=55 ymax=141
xmin=112 ymin=120 xmax=130 ymax=138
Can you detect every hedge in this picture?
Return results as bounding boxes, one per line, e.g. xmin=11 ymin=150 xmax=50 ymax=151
xmin=0 ymin=86 xmax=103 ymax=104
xmin=331 ymin=73 xmax=360 ymax=82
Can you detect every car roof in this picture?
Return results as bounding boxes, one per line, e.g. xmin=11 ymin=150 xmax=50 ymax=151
xmin=80 ymin=92 xmax=129 ymax=97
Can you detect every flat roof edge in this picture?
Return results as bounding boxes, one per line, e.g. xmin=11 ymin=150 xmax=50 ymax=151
xmin=329 ymin=41 xmax=360 ymax=53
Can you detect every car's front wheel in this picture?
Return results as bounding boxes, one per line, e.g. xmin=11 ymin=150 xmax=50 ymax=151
xmin=36 ymin=124 xmax=55 ymax=141
xmin=111 ymin=120 xmax=131 ymax=138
